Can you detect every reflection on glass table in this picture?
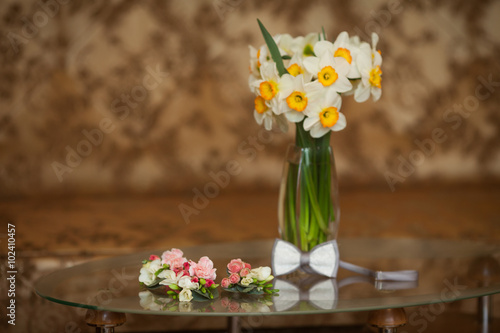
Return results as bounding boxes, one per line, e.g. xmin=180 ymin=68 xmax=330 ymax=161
xmin=35 ymin=238 xmax=500 ymax=332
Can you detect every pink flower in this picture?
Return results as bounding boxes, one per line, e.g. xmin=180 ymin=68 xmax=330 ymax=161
xmin=229 ymin=273 xmax=240 ymax=284
xmin=161 ymin=248 xmax=187 ymax=270
xmin=229 ymin=301 xmax=240 ymax=313
xmin=227 ymin=259 xmax=245 ymax=273
xmin=244 ymin=262 xmax=251 ymax=269
xmin=191 ymin=277 xmax=199 ymax=283
xmin=205 ymin=279 xmax=214 ymax=288
xmin=240 ymin=267 xmax=251 ymax=277
xmin=149 ymin=255 xmax=160 ymax=261
xmin=221 ymin=277 xmax=231 ymax=289
xmin=221 ymin=297 xmax=230 ymax=307
xmin=189 ymin=256 xmax=217 ymax=280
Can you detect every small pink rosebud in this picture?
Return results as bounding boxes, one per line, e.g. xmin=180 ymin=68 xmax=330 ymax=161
xmin=191 ymin=277 xmax=199 ymax=283
xmin=227 ymin=259 xmax=244 ymax=273
xmin=244 ymin=262 xmax=251 ymax=270
xmin=229 ymin=273 xmax=240 ymax=284
xmin=240 ymin=267 xmax=251 ymax=277
xmin=221 ymin=277 xmax=231 ymax=289
xmin=149 ymin=255 xmax=160 ymax=261
xmin=205 ymin=279 xmax=214 ymax=288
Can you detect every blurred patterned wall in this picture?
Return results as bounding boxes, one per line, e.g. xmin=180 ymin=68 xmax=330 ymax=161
xmin=1 ymin=0 xmax=499 ymax=197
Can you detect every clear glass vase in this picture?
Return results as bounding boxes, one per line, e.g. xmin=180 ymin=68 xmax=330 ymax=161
xmin=278 ymin=144 xmax=340 ymax=252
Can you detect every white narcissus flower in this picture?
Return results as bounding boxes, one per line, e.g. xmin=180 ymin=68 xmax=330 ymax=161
xmin=311 ymin=32 xmax=362 ymax=79
xmin=249 ymin=266 xmax=272 ymax=282
xmin=286 ymin=53 xmax=313 ymax=83
xmin=179 ymin=288 xmax=193 ymax=302
xmin=279 ymin=32 xmax=319 ymax=58
xmin=248 ymin=44 xmax=270 ymax=80
xmin=253 ymin=95 xmax=288 ymax=132
xmin=303 ymin=50 xmax=352 ymax=94
xmin=138 ymin=259 xmax=162 ymax=286
xmin=303 ymin=89 xmax=346 ymax=138
xmin=178 ymin=276 xmax=199 ymax=290
xmin=355 ymin=33 xmax=383 ymax=102
xmin=278 ymin=74 xmax=311 ymax=123
xmin=253 ymin=62 xmax=281 ymax=102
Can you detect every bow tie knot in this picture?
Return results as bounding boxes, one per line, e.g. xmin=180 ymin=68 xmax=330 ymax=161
xmin=272 ymin=239 xmax=419 ymax=281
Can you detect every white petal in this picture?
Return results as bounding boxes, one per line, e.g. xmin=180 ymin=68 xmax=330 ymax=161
xmin=332 ymin=57 xmax=350 ymax=77
xmin=319 ymin=52 xmax=335 ymax=69
xmin=331 ymin=113 xmax=346 ymax=131
xmin=304 ymin=81 xmax=326 ymax=101
xmin=347 ymin=63 xmax=360 ymax=79
xmin=294 ymin=74 xmax=306 ymax=91
xmin=310 ymin=124 xmax=329 ymax=138
xmin=275 ymin=114 xmax=289 ymax=132
xmin=354 ymin=83 xmax=370 ymax=103
xmin=373 ymin=51 xmax=382 ymax=66
xmin=254 ymin=110 xmax=264 ymax=125
xmin=323 ymin=89 xmax=341 ymax=107
xmin=371 ymin=33 xmax=379 ymax=50
xmin=279 ymin=74 xmax=294 ymax=98
xmin=303 ymin=56 xmax=320 ymax=76
xmin=331 ymin=76 xmax=352 ymax=93
xmin=356 ymin=52 xmax=372 ymax=74
xmin=303 ymin=115 xmax=319 ymax=131
xmin=264 ymin=115 xmax=273 ymax=130
xmin=314 ymin=40 xmax=334 ymax=57
xmin=371 ymin=87 xmax=382 ymax=101
xmin=285 ymin=110 xmax=305 ymax=123
xmin=333 ymin=31 xmax=349 ymax=48
xmin=260 ymin=62 xmax=278 ymax=81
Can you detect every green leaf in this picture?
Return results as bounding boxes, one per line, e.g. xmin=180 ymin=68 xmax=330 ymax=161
xmin=282 ymin=55 xmax=291 ymax=60
xmin=242 ymin=286 xmax=256 ymax=293
xmin=322 ymin=26 xmax=326 ymax=40
xmin=192 ymin=288 xmax=219 ymax=301
xmin=257 ymin=19 xmax=289 ymax=77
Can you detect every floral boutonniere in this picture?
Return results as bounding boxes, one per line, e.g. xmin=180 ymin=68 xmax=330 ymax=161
xmin=221 ymin=259 xmax=279 ymax=295
xmin=139 ymin=248 xmax=219 ymax=301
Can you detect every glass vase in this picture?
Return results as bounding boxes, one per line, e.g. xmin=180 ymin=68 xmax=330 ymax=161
xmin=278 ymin=144 xmax=340 ymax=252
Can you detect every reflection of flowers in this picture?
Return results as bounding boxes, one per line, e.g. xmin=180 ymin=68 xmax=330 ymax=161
xmin=138 ymin=248 xmax=219 ymax=301
xmin=220 ymin=294 xmax=273 ymax=313
xmin=138 ymin=290 xmax=215 ymax=313
xmin=139 ymin=290 xmax=174 ymax=311
xmin=221 ymin=259 xmax=278 ymax=295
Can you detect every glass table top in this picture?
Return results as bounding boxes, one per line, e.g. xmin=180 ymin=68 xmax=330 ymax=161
xmin=35 ymin=238 xmax=500 ymax=316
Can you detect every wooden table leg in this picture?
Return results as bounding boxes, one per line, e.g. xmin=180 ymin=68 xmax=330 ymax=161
xmin=368 ymin=308 xmax=407 ymax=333
xmin=85 ymin=310 xmax=126 ymax=333
xmin=228 ymin=316 xmax=241 ymax=333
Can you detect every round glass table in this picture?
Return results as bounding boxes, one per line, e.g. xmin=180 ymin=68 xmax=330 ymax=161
xmin=35 ymin=238 xmax=500 ymax=332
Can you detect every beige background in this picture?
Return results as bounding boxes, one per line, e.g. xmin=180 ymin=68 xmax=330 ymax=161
xmin=1 ymin=0 xmax=500 ymax=197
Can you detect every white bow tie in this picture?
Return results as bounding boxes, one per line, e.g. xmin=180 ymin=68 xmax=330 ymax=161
xmin=272 ymin=239 xmax=419 ymax=281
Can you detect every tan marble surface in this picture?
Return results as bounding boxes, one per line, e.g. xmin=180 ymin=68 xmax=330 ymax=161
xmin=1 ymin=0 xmax=500 ymax=197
